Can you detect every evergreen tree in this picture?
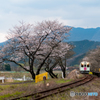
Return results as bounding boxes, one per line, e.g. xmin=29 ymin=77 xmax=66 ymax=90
xmin=5 ymin=64 xmax=11 ymax=71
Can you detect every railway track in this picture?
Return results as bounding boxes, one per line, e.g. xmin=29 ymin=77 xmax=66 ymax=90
xmin=11 ymin=74 xmax=94 ymax=100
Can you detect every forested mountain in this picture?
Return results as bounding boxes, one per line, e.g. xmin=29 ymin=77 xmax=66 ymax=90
xmin=67 ymin=40 xmax=100 ymax=66
xmin=69 ymin=40 xmax=100 ymax=56
xmin=67 ymin=27 xmax=100 ymax=41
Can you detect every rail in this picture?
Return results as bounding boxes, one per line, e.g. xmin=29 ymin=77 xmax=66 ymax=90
xmin=11 ymin=74 xmax=94 ymax=100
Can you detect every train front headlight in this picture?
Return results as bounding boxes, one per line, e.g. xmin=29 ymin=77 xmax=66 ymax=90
xmin=81 ymin=62 xmax=84 ymax=65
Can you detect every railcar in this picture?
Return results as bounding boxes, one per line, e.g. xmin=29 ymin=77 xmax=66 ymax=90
xmin=91 ymin=66 xmax=100 ymax=77
xmin=79 ymin=61 xmax=90 ymax=74
xmin=79 ymin=61 xmax=100 ymax=77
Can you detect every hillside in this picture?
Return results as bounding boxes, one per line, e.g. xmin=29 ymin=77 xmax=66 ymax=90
xmin=67 ymin=27 xmax=100 ymax=41
xmin=67 ymin=53 xmax=86 ymax=66
xmin=67 ymin=40 xmax=100 ymax=66
xmin=69 ymin=40 xmax=100 ymax=56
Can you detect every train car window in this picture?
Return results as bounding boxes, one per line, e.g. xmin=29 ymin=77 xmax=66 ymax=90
xmin=81 ymin=64 xmax=83 ymax=67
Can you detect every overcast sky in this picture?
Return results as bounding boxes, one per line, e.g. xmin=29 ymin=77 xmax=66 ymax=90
xmin=0 ymin=0 xmax=100 ymax=42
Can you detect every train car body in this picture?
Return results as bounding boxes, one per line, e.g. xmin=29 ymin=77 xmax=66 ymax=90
xmin=79 ymin=61 xmax=90 ymax=74
xmin=79 ymin=61 xmax=100 ymax=77
xmin=91 ymin=67 xmax=100 ymax=77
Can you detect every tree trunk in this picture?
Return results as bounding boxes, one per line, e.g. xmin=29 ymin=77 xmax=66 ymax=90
xmin=62 ymin=68 xmax=66 ymax=78
xmin=30 ymin=60 xmax=35 ymax=79
xmin=50 ymin=71 xmax=58 ymax=78
xmin=36 ymin=51 xmax=52 ymax=75
xmin=48 ymin=71 xmax=55 ymax=78
xmin=50 ymin=68 xmax=58 ymax=78
xmin=58 ymin=58 xmax=66 ymax=78
xmin=45 ymin=68 xmax=58 ymax=78
xmin=30 ymin=70 xmax=35 ymax=79
xmin=36 ymin=68 xmax=41 ymax=75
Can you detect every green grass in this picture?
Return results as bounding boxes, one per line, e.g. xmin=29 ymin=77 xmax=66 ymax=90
xmin=0 ymin=91 xmax=23 ymax=99
xmin=0 ymin=70 xmax=73 ymax=100
xmin=0 ymin=77 xmax=74 ymax=99
xmin=55 ymin=79 xmax=73 ymax=84
xmin=0 ymin=71 xmax=31 ymax=78
xmin=36 ymin=78 xmax=73 ymax=85
xmin=43 ymin=79 xmax=100 ymax=100
xmin=0 ymin=85 xmax=10 ymax=91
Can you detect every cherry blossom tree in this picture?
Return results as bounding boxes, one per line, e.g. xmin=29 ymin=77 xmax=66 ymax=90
xmin=0 ymin=20 xmax=72 ymax=79
xmin=44 ymin=43 xmax=74 ymax=78
xmin=83 ymin=47 xmax=100 ymax=71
